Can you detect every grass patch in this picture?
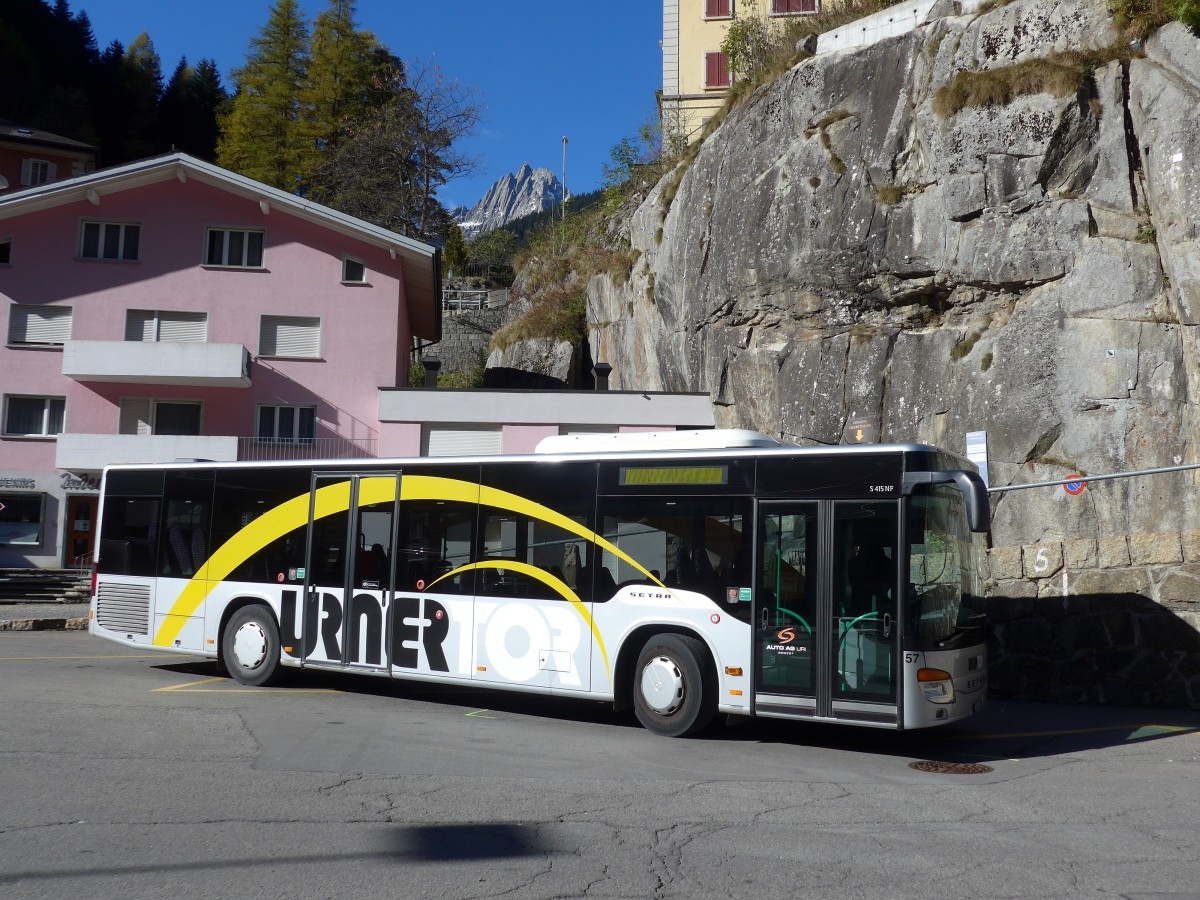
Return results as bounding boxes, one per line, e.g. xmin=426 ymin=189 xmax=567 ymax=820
xmin=980 ymin=351 xmax=994 ymax=372
xmin=932 ymin=49 xmax=1122 ymax=118
xmin=492 ymin=204 xmax=632 ymax=351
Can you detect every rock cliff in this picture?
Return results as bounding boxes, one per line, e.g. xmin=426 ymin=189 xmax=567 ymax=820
xmin=457 ymin=163 xmax=564 ymax=239
xmin=588 ymin=0 xmax=1200 ymax=552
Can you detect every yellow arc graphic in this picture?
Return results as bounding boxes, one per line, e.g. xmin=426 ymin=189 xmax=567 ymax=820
xmin=153 ymin=475 xmax=658 ymax=683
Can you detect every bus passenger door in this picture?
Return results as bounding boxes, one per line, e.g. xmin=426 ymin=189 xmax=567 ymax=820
xmin=302 ymin=473 xmax=399 ymax=671
xmin=754 ymin=502 xmax=820 ymax=717
xmin=753 ymin=500 xmax=900 ymax=725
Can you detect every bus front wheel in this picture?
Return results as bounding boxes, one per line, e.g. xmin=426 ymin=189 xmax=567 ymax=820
xmin=633 ymin=634 xmax=716 ymax=738
xmin=223 ymin=606 xmax=282 ymax=687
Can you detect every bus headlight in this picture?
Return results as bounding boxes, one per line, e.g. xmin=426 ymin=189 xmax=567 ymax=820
xmin=917 ymin=667 xmax=955 ymax=704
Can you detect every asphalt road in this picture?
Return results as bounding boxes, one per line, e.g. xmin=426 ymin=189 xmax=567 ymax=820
xmin=2 ymin=631 xmax=1199 ymax=899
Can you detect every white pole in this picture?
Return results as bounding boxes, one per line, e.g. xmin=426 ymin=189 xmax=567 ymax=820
xmin=562 ymin=135 xmax=568 ymax=221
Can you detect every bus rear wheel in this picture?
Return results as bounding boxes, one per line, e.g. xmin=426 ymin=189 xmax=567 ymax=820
xmin=633 ymin=634 xmax=716 ymax=738
xmin=223 ymin=606 xmax=282 ymax=687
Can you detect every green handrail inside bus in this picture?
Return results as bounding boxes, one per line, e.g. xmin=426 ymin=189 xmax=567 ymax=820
xmin=838 ymin=610 xmax=881 ymax=691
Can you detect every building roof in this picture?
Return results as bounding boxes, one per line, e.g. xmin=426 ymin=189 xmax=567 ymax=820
xmin=0 ymin=151 xmax=441 ymax=341
xmin=0 ymin=119 xmax=97 ymax=153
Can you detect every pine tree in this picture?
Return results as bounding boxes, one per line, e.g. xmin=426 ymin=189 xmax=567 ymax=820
xmin=443 ymin=223 xmax=469 ymax=277
xmin=217 ymin=0 xmax=311 ymax=190
xmin=301 ymin=0 xmax=386 ymax=183
xmin=161 ymin=57 xmax=227 ymax=160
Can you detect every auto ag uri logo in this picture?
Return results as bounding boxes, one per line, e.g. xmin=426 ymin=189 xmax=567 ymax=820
xmin=776 ymin=627 xmax=796 ymax=644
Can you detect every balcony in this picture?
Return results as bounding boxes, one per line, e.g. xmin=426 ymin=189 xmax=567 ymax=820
xmin=62 ymin=341 xmax=252 ymax=388
xmin=55 ymin=434 xmax=239 ymax=470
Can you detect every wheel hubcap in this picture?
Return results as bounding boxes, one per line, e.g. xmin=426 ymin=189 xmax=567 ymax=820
xmin=232 ymin=622 xmax=268 ymax=670
xmin=640 ymin=656 xmax=685 ymax=715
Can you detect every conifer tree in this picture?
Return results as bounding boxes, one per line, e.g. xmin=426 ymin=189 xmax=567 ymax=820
xmin=161 ymin=58 xmax=227 ymax=160
xmin=217 ymin=0 xmax=311 ymax=190
xmin=301 ymin=0 xmax=387 ymax=179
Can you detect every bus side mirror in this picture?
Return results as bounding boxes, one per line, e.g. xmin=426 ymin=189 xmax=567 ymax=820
xmin=903 ymin=470 xmax=991 ymax=534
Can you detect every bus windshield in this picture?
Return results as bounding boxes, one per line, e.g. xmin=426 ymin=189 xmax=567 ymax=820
xmin=907 ymin=484 xmax=986 ymax=646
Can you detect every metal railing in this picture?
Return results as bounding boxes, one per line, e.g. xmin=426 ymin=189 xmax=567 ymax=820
xmin=237 ymin=436 xmax=379 ymax=461
xmin=442 ymin=288 xmax=509 ymax=313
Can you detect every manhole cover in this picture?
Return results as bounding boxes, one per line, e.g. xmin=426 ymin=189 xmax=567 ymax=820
xmin=909 ymin=760 xmax=993 ymax=775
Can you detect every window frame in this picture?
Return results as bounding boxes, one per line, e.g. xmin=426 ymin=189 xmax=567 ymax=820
xmin=124 ymin=309 xmax=209 ymax=343
xmin=79 ymin=219 xmax=141 ymax=262
xmin=341 ymin=256 xmax=367 ymax=284
xmin=204 ymin=227 xmax=265 ymax=268
xmin=704 ymin=0 xmax=733 ymax=20
xmin=256 ymin=403 xmax=317 ymax=445
xmin=0 ymin=492 xmax=47 ymax=546
xmin=7 ymin=304 xmax=73 ymax=346
xmin=0 ymin=237 xmax=11 ymax=266
xmin=770 ymin=0 xmax=819 ymax=15
xmin=21 ymin=158 xmax=55 ymax=187
xmin=2 ymin=395 xmax=66 ymax=438
xmin=705 ymin=51 xmax=731 ymax=90
xmin=258 ymin=314 xmax=322 ymax=359
xmin=118 ymin=397 xmax=204 ymax=436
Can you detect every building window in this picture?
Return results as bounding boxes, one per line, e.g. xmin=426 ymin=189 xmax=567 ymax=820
xmin=0 ymin=238 xmax=11 ymax=265
xmin=80 ymin=220 xmax=140 ymax=261
xmin=771 ymin=0 xmax=818 ymax=14
xmin=257 ymin=404 xmax=316 ymax=444
xmin=7 ymin=304 xmax=72 ymax=345
xmin=0 ymin=493 xmax=46 ymax=546
xmin=342 ymin=256 xmax=366 ymax=283
xmin=20 ymin=158 xmax=56 ymax=187
xmin=205 ymin=228 xmax=264 ymax=267
xmin=3 ymin=396 xmax=65 ymax=437
xmin=118 ymin=398 xmax=202 ymax=436
xmin=705 ymin=51 xmax=731 ymax=89
xmin=125 ymin=309 xmax=208 ymax=342
xmin=705 ymin=0 xmax=733 ymax=18
xmin=259 ymin=315 xmax=321 ymax=358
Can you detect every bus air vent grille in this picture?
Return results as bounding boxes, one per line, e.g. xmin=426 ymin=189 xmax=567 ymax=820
xmin=96 ymin=582 xmax=152 ymax=635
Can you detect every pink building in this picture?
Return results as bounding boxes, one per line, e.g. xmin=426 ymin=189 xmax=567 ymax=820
xmin=0 ymin=153 xmax=440 ymax=568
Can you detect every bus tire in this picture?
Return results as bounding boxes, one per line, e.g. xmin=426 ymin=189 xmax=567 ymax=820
xmin=222 ymin=606 xmax=282 ymax=687
xmin=632 ymin=634 xmax=716 ymax=738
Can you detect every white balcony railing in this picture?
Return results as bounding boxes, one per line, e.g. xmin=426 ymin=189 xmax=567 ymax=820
xmin=237 ymin=436 xmax=378 ymax=461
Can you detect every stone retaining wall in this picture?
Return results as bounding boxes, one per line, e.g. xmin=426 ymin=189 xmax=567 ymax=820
xmin=987 ymin=532 xmax=1200 ymax=708
xmin=436 ymin=309 xmax=503 ymax=377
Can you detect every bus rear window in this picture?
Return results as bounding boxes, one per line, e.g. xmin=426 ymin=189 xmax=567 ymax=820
xmin=98 ymin=497 xmax=160 ymax=576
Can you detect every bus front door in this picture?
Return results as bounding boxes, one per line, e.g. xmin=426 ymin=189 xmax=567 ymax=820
xmin=754 ymin=500 xmax=900 ymax=725
xmin=303 ymin=473 xmax=400 ymax=672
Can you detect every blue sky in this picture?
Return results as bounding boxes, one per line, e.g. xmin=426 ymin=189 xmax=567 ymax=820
xmin=74 ymin=0 xmax=664 ymax=209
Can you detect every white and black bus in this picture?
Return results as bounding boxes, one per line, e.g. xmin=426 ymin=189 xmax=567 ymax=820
xmin=90 ymin=430 xmax=990 ymax=736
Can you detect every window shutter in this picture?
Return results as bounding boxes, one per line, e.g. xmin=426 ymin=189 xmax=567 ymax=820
xmin=9 ymin=305 xmax=73 ymax=344
xmin=125 ymin=310 xmax=156 ymax=341
xmin=157 ymin=311 xmax=207 ymax=342
xmin=705 ymin=0 xmax=731 ymax=16
xmin=259 ymin=315 xmax=320 ymax=358
xmin=19 ymin=159 xmax=32 ymax=187
xmin=421 ymin=426 xmax=503 ymax=457
xmin=706 ymin=52 xmax=729 ymax=89
xmin=119 ymin=398 xmax=152 ymax=436
xmin=46 ymin=162 xmax=58 ymax=182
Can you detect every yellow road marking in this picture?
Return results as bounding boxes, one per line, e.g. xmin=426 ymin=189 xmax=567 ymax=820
xmin=153 ymin=676 xmax=337 ymax=694
xmin=466 ymin=709 xmax=496 ymax=718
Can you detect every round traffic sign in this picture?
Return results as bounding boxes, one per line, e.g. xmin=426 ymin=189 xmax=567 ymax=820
xmin=1064 ymin=476 xmax=1086 ymax=495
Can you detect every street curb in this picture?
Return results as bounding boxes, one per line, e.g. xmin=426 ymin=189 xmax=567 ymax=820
xmin=0 ymin=617 xmax=88 ymax=632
